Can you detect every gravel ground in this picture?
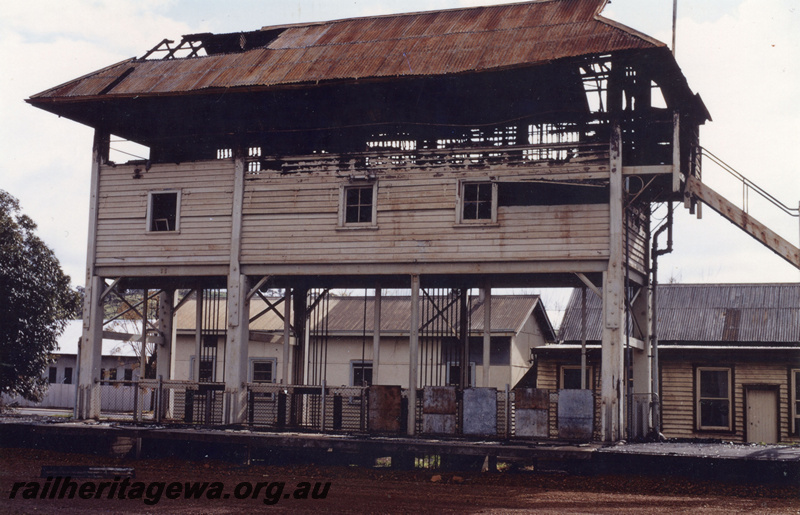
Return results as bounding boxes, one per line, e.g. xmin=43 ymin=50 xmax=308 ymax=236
xmin=2 ymin=447 xmax=799 ymax=514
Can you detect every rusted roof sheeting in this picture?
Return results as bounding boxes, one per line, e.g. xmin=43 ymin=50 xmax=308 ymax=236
xmin=31 ymin=0 xmax=662 ymax=101
xmin=559 ymin=284 xmax=800 ymax=344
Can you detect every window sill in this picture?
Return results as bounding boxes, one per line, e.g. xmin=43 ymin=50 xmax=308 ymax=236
xmin=453 ymin=222 xmax=499 ymax=228
xmin=696 ymin=427 xmax=734 ymax=433
xmin=146 ymin=230 xmax=181 ymax=235
xmin=336 ymin=225 xmax=379 ymax=231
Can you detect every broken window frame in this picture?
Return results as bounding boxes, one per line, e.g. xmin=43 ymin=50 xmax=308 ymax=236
xmin=458 ymin=180 xmax=497 ymax=224
xmin=146 ymin=190 xmax=181 ymax=233
xmin=339 ymin=182 xmax=378 ymax=228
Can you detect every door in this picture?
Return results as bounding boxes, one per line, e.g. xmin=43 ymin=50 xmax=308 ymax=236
xmin=745 ymin=387 xmax=779 ymax=444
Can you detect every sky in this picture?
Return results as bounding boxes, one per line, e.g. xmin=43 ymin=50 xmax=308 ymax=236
xmin=2 ymin=0 xmax=799 ymax=316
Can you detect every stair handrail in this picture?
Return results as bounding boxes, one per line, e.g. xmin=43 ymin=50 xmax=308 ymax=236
xmin=699 ymin=147 xmax=799 ymax=218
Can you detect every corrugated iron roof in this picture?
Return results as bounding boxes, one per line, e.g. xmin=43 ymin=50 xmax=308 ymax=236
xmin=30 ymin=0 xmax=662 ymax=101
xmin=173 ymin=294 xmax=554 ymax=340
xmin=558 ymin=283 xmax=800 ymax=344
xmin=323 ymin=295 xmax=549 ymax=336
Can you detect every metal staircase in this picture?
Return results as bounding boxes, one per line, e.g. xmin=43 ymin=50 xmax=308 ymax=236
xmin=684 ymin=148 xmax=800 ymax=269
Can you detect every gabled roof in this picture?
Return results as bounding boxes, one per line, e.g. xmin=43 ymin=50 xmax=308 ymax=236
xmin=29 ymin=0 xmax=661 ymax=102
xmin=324 ymin=295 xmax=554 ymax=339
xmin=558 ymin=283 xmax=800 ymax=345
xmin=173 ymin=294 xmax=555 ymax=341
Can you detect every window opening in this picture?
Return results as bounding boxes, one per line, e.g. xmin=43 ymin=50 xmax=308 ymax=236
xmin=248 ymin=146 xmax=262 ymax=172
xmin=560 ymin=365 xmax=593 ymax=390
xmin=148 ymin=191 xmax=179 ymax=232
xmin=697 ymin=367 xmax=732 ymax=430
xmin=344 ymin=185 xmax=374 ymax=224
xmin=252 ymin=360 xmax=275 ymax=383
xmin=462 ymin=182 xmax=494 ymax=221
xmin=351 ymin=361 xmax=373 ymax=387
xmin=446 ymin=362 xmax=475 ymax=388
xmin=199 ymin=336 xmax=217 ymax=382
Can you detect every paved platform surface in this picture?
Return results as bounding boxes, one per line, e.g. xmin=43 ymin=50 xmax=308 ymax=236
xmin=600 ymin=441 xmax=800 ymax=462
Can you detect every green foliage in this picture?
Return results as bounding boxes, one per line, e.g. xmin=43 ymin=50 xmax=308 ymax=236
xmin=0 ymin=190 xmax=81 ymax=401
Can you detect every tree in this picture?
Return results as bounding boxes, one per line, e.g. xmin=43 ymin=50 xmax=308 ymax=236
xmin=0 ymin=190 xmax=81 ymax=402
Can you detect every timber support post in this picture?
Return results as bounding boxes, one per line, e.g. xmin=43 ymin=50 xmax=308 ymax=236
xmin=224 ymin=149 xmax=250 ymax=424
xmin=155 ymin=289 xmax=175 ymax=381
xmin=408 ymin=275 xmax=420 ymax=436
xmin=373 ymin=288 xmax=382 ymax=385
xmin=77 ymin=129 xmax=109 ymax=420
xmin=601 ymin=121 xmax=626 ymax=442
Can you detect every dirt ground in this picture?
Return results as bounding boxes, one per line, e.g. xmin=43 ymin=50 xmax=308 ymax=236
xmin=1 ymin=447 xmax=799 ymax=514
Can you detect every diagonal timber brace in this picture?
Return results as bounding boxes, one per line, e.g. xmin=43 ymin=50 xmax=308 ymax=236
xmin=685 ymin=175 xmax=800 ymax=269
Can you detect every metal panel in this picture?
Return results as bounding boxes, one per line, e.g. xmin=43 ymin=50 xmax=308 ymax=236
xmin=557 ymin=389 xmax=593 ymax=440
xmin=422 ymin=413 xmax=457 ymax=434
xmin=515 ymin=408 xmax=548 ymax=438
xmin=422 ymin=386 xmax=456 ymax=414
xmin=514 ymin=388 xmax=550 ymax=410
xmin=367 ymin=385 xmax=402 ymax=433
xmin=462 ymin=388 xmax=497 ymax=436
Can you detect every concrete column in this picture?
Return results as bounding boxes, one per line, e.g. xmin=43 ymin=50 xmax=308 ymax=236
xmin=408 ymin=275 xmax=420 ymax=436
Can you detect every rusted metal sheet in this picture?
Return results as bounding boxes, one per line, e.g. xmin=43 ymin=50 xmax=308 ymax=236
xmin=367 ymin=385 xmax=402 ymax=433
xmin=514 ymin=388 xmax=550 ymax=410
xmin=30 ymin=0 xmax=662 ymax=102
xmin=557 ymin=389 xmax=593 ymax=440
xmin=422 ymin=386 xmax=456 ymax=415
xmin=462 ymin=388 xmax=497 ymax=436
xmin=559 ymin=283 xmax=800 ymax=344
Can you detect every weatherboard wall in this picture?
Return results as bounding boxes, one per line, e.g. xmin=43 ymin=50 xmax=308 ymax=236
xmin=90 ymin=154 xmax=653 ymax=274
